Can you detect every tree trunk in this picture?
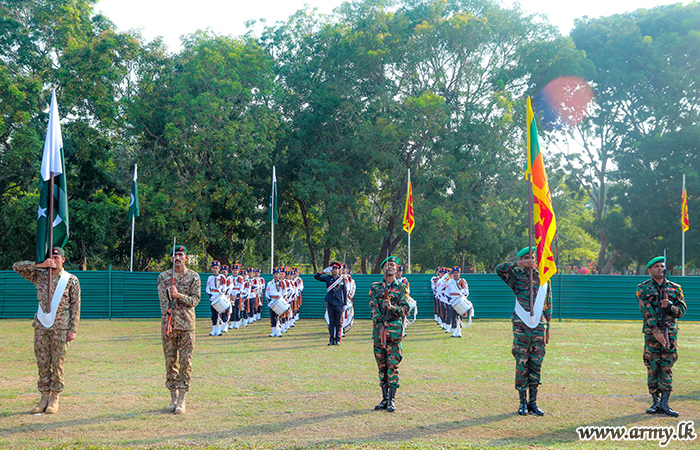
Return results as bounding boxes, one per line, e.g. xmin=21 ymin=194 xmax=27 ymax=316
xmin=323 ymin=248 xmax=331 ymax=268
xmin=601 ymin=249 xmax=619 ymax=274
xmin=295 ymin=197 xmax=318 ymax=272
xmin=361 ymin=258 xmax=367 ymax=274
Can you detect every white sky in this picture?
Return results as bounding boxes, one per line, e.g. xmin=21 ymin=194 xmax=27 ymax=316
xmin=95 ymin=0 xmax=686 ymax=52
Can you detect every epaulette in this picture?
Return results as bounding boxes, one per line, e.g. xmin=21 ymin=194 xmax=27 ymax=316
xmin=637 ymin=278 xmax=654 ymax=289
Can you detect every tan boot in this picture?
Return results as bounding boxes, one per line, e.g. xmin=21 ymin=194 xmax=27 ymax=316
xmin=174 ymin=390 xmax=187 ymax=415
xmin=30 ymin=392 xmax=50 ymax=414
xmin=166 ymin=389 xmax=178 ymax=412
xmin=45 ymin=392 xmax=60 ymax=414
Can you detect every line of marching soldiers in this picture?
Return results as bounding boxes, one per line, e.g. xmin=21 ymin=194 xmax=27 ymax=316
xmin=264 ymin=266 xmax=304 ymax=337
xmin=431 ymin=266 xmax=474 ymax=338
xmin=205 ymin=262 xmax=266 ymax=336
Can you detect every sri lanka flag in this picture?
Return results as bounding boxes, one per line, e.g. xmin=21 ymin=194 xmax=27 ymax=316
xmin=682 ymin=184 xmax=689 ymax=232
xmin=526 ymin=97 xmax=557 ymax=285
xmin=403 ymin=179 xmax=414 ymax=234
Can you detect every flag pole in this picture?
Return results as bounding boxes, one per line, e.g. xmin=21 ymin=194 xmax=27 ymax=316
xmin=407 ymin=168 xmax=411 ymax=275
xmin=271 ymin=166 xmax=275 ymax=273
xmin=130 ymin=215 xmax=135 ymax=272
xmin=682 ymin=173 xmax=686 ymax=276
xmin=47 ymin=171 xmax=54 ymax=303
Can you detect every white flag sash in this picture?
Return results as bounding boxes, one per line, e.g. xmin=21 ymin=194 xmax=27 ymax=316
xmin=36 ymin=270 xmax=71 ymax=329
xmin=514 ymin=282 xmax=548 ymax=329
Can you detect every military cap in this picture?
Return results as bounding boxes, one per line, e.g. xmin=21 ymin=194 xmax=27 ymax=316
xmin=380 ymin=255 xmax=401 ymax=268
xmin=330 ymin=262 xmax=342 ymax=269
xmin=273 ymin=267 xmax=280 ymax=274
xmin=517 ymin=247 xmax=535 ymax=258
xmin=646 ymin=256 xmax=666 ymax=269
xmin=221 ymin=264 xmax=229 ymax=271
xmin=397 ymin=265 xmax=403 ymax=271
xmin=211 ymin=260 xmax=220 ymax=267
xmin=52 ymin=247 xmax=65 ymax=257
xmin=172 ymin=245 xmax=187 ymax=255
xmin=452 ymin=266 xmax=461 ymax=273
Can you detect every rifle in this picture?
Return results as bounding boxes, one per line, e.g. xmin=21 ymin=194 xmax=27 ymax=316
xmin=165 ymin=237 xmax=177 ymax=336
xmin=379 ymin=287 xmax=389 ymax=349
xmin=657 ymin=249 xmax=670 ymax=349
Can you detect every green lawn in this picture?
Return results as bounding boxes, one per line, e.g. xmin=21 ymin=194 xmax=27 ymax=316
xmin=0 ymin=318 xmax=698 ymax=449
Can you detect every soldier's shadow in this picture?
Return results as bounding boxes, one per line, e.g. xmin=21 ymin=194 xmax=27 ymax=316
xmin=0 ymin=409 xmax=163 ymax=436
xmin=318 ymin=412 xmax=512 ymax=445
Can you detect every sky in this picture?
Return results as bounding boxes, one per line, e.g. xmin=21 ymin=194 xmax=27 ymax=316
xmin=95 ymin=0 xmax=686 ymax=52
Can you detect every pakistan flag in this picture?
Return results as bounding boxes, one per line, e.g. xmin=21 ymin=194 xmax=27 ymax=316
xmin=36 ymin=90 xmax=69 ymax=262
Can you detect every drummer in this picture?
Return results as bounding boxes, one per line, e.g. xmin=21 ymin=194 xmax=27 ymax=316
xmin=205 ymin=261 xmax=223 ymax=336
xmin=340 ymin=264 xmax=355 ymax=338
xmin=265 ymin=268 xmax=284 ymax=337
xmin=445 ymin=266 xmax=470 ymax=338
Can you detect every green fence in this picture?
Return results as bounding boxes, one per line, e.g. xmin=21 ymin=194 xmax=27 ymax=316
xmin=0 ymin=270 xmax=698 ymax=321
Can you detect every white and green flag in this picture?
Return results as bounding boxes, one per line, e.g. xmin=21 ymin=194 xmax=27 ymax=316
xmin=269 ymin=166 xmax=278 ymax=224
xmin=36 ymin=89 xmax=69 ymax=262
xmin=128 ymin=164 xmax=140 ymax=219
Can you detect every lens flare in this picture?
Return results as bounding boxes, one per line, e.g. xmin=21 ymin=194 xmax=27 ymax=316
xmin=536 ymin=76 xmax=594 ymax=128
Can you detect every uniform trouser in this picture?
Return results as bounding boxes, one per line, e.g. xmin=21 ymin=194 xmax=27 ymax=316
xmin=210 ymin=304 xmax=229 ymax=325
xmin=643 ymin=333 xmax=678 ymax=394
xmin=434 ymin=297 xmax=438 ymax=316
xmin=372 ymin=330 xmax=403 ymax=388
xmin=327 ymin=304 xmax=343 ymax=341
xmin=450 ymin=309 xmax=461 ymax=328
xmin=269 ymin=308 xmax=279 ymax=327
xmin=162 ymin=329 xmax=195 ymax=392
xmin=34 ymin=327 xmax=69 ymax=393
xmin=512 ymin=322 xmax=546 ymax=391
xmin=231 ymin=301 xmax=241 ymax=321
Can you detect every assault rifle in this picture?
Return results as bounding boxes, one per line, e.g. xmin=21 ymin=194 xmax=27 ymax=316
xmin=165 ymin=237 xmax=177 ymax=336
xmin=657 ymin=249 xmax=670 ymax=349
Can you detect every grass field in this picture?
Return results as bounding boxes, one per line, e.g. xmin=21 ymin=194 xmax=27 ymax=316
xmin=0 ymin=318 xmax=699 ymax=449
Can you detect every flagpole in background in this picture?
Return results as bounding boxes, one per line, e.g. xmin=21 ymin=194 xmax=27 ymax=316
xmin=402 ymin=167 xmax=415 ymax=274
xmin=682 ymin=173 xmax=687 ymax=276
xmin=270 ymin=166 xmax=277 ymax=273
xmin=128 ymin=164 xmax=140 ymax=272
xmin=407 ymin=169 xmax=411 ymax=274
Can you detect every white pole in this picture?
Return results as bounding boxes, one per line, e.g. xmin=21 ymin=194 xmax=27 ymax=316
xmin=407 ymin=168 xmax=411 ymax=275
xmin=682 ymin=173 xmax=686 ymax=276
xmin=271 ymin=166 xmax=275 ymax=273
xmin=130 ymin=215 xmax=135 ymax=272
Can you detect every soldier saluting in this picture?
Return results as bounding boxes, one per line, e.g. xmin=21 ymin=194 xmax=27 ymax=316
xmin=370 ymin=255 xmax=410 ymax=413
xmin=637 ymin=256 xmax=687 ymax=416
xmin=315 ymin=262 xmax=348 ymax=345
xmin=13 ymin=247 xmax=81 ymax=415
xmin=157 ymin=245 xmax=200 ymax=414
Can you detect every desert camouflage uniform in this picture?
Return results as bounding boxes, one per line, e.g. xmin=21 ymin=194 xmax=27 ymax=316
xmin=13 ymin=261 xmax=81 ymax=393
xmin=637 ymin=278 xmax=687 ymax=394
xmin=496 ymin=262 xmax=552 ymax=392
xmin=158 ymin=267 xmax=201 ymax=392
xmin=369 ymin=279 xmax=410 ymax=388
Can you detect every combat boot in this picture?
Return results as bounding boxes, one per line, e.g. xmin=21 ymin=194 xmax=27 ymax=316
xmin=646 ymin=392 xmax=661 ymax=414
xmin=527 ymin=386 xmax=544 ymax=416
xmin=209 ymin=325 xmax=217 ymax=336
xmin=386 ymin=387 xmax=397 ymax=413
xmin=45 ymin=392 xmax=60 ymax=414
xmin=517 ymin=390 xmax=528 ymax=415
xmin=167 ymin=389 xmax=178 ymax=412
xmin=374 ymin=386 xmax=388 ymax=410
xmin=174 ymin=390 xmax=187 ymax=415
xmin=658 ymin=391 xmax=679 ymax=417
xmin=30 ymin=391 xmax=50 ymax=414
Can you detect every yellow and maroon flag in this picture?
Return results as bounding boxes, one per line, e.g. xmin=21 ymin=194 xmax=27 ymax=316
xmin=682 ymin=184 xmax=689 ymax=232
xmin=526 ymin=97 xmax=557 ymax=285
xmin=403 ymin=179 xmax=415 ymax=234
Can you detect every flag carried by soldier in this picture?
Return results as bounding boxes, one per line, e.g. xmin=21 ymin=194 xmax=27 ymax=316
xmin=36 ymin=89 xmax=69 ymax=262
xmin=402 ymin=175 xmax=414 ymax=234
xmin=526 ymin=97 xmax=557 ymax=286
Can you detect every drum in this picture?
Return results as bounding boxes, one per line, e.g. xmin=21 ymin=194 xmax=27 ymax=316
xmin=271 ymin=297 xmax=290 ymax=315
xmin=211 ymin=293 xmax=231 ymax=313
xmin=452 ymin=295 xmax=473 ymax=316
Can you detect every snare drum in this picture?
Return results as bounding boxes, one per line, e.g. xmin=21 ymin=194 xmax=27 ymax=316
xmin=211 ymin=293 xmax=231 ymax=313
xmin=271 ymin=298 xmax=290 ymax=315
xmin=452 ymin=295 xmax=472 ymax=316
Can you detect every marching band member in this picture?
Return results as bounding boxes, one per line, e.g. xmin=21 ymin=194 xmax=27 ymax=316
xmin=341 ymin=265 xmax=356 ymax=337
xmin=206 ymin=261 xmax=223 ymax=336
xmin=219 ymin=265 xmax=231 ymax=331
xmin=294 ymin=268 xmax=304 ymax=321
xmin=239 ymin=268 xmax=254 ymax=327
xmin=446 ymin=266 xmax=470 ymax=338
xmin=315 ymin=262 xmax=348 ymax=346
xmin=431 ymin=267 xmax=440 ymax=323
xmin=227 ymin=264 xmax=245 ymax=329
xmin=278 ymin=268 xmax=291 ymax=333
xmin=437 ymin=268 xmax=451 ymax=333
xmin=265 ymin=268 xmax=283 ymax=337
xmin=255 ymin=269 xmax=264 ymax=321
xmin=286 ymin=268 xmax=297 ymax=327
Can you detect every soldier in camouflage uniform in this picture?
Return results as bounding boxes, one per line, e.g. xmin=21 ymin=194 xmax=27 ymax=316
xmin=13 ymin=247 xmax=81 ymax=415
xmin=496 ymin=247 xmax=552 ymax=416
xmin=369 ymin=255 xmax=410 ymax=413
xmin=158 ymin=245 xmax=201 ymax=414
xmin=637 ymin=256 xmax=687 ymax=417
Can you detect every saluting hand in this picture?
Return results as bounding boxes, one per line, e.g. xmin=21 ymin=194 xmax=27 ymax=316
xmin=36 ymin=258 xmax=57 ymax=269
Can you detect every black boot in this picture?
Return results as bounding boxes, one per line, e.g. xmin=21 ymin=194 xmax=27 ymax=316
xmin=386 ymin=386 xmax=397 ymax=412
xmin=646 ymin=392 xmax=661 ymax=414
xmin=527 ymin=386 xmax=545 ymax=416
xmin=328 ymin=336 xmax=333 ymax=346
xmin=658 ymin=391 xmax=679 ymax=417
xmin=374 ymin=387 xmax=388 ymax=410
xmin=518 ymin=390 xmax=528 ymax=415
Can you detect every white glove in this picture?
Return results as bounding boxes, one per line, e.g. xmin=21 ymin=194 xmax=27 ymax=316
xmin=323 ymin=267 xmax=332 ymax=274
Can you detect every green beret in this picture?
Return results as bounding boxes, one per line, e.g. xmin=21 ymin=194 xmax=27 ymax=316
xmin=517 ymin=247 xmax=535 ymax=258
xmin=172 ymin=245 xmax=187 ymax=255
xmin=381 ymin=255 xmax=401 ymax=268
xmin=646 ymin=256 xmax=665 ymax=269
